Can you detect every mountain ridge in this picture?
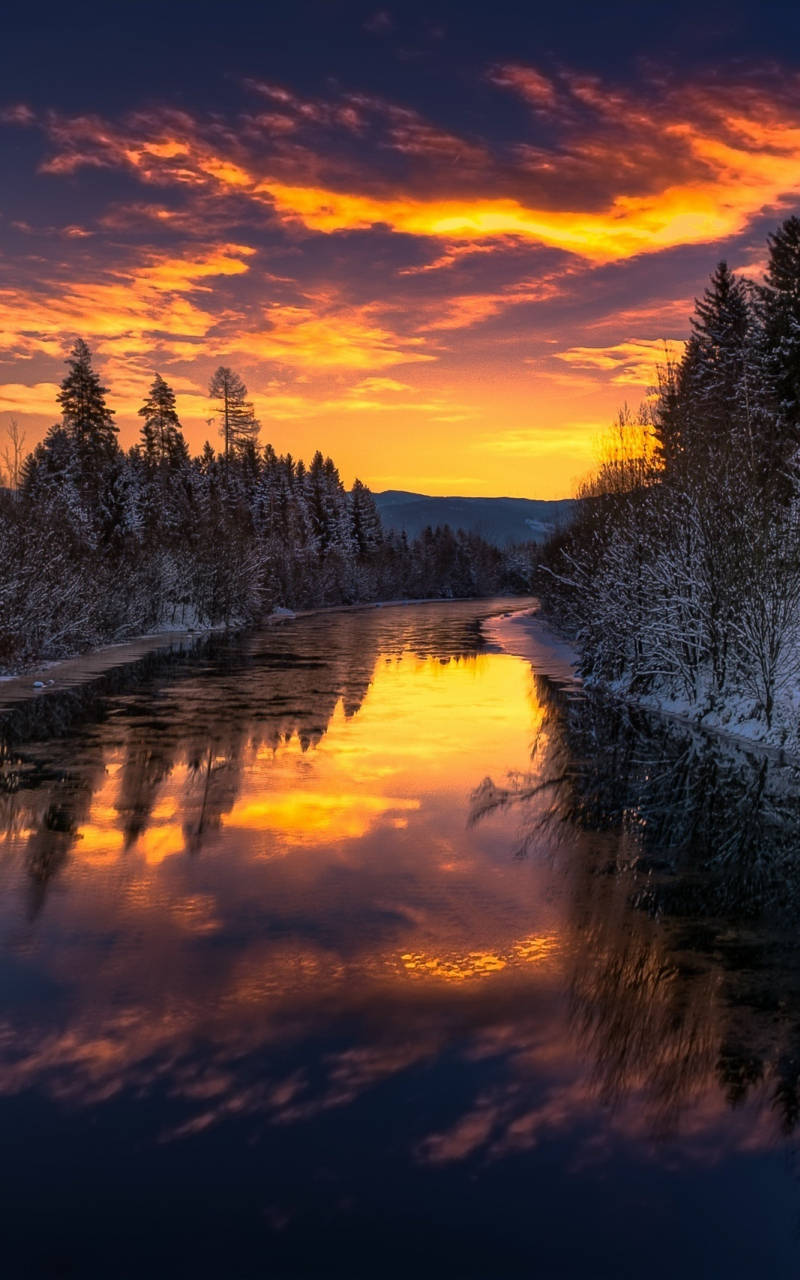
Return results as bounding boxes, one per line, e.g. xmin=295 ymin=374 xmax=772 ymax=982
xmin=373 ymin=490 xmax=577 ymax=547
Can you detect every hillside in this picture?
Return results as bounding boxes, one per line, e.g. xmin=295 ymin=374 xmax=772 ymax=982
xmin=374 ymin=490 xmax=577 ymax=547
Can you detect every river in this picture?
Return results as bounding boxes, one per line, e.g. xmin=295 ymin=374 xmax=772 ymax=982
xmin=1 ymin=599 xmax=799 ymax=1278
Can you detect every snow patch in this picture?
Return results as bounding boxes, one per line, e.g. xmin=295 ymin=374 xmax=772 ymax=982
xmin=483 ymin=606 xmax=581 ymax=690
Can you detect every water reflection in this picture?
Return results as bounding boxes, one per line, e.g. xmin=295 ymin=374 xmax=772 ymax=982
xmin=473 ymin=674 xmax=800 ymax=1140
xmin=2 ymin=604 xmax=488 ymax=903
xmin=1 ymin=602 xmax=799 ymax=1276
xmin=0 ymin=604 xmax=552 ymax=1119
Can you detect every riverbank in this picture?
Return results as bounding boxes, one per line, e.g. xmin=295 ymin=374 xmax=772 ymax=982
xmin=493 ymin=606 xmax=800 ymax=762
xmin=0 ymin=600 xmax=420 ymax=710
xmin=1 ymin=596 xmax=532 ymax=743
xmin=482 ymin=605 xmax=580 ymax=690
xmin=0 ymin=629 xmax=214 ymax=710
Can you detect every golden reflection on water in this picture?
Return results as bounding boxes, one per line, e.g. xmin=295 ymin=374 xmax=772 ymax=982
xmin=400 ymin=932 xmax=558 ymax=982
xmin=61 ymin=650 xmax=562 ymax=998
xmin=1 ymin=643 xmax=558 ymax=1007
xmin=67 ymin=650 xmax=537 ymax=862
xmin=0 ymin=608 xmax=788 ymax=1171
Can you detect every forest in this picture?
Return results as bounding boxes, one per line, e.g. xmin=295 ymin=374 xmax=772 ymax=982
xmin=540 ymin=214 xmax=800 ymax=744
xmin=0 ymin=345 xmax=530 ymax=672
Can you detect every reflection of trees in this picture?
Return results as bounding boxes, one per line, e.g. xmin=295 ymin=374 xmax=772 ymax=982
xmin=26 ymin=803 xmax=81 ymax=919
xmin=0 ymin=601 xmax=497 ymax=909
xmin=182 ymin=745 xmax=244 ymax=854
xmin=471 ymin=674 xmax=800 ymax=1136
xmin=1 ymin=742 xmax=109 ymax=918
xmin=116 ymin=731 xmax=175 ymax=848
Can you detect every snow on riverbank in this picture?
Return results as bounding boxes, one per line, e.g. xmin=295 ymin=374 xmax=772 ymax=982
xmin=0 ymin=629 xmax=212 ymax=711
xmin=601 ymin=682 xmax=799 ymax=759
xmin=488 ymin=606 xmax=800 ymax=761
xmin=1 ymin=597 xmax=526 ymax=716
xmin=482 ymin=605 xmax=581 ymax=691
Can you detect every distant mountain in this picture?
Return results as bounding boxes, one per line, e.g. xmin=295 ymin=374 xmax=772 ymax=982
xmin=373 ymin=490 xmax=577 ymax=547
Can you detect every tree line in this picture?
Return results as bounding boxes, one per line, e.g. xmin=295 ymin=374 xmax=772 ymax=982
xmin=539 ymin=214 xmax=800 ymax=738
xmin=0 ymin=343 xmax=528 ymax=672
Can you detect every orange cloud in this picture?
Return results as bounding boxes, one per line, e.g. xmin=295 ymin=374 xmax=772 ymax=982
xmin=226 ymin=300 xmax=434 ymax=371
xmin=257 ymin=154 xmax=789 ymax=262
xmin=422 ymin=269 xmax=573 ymax=330
xmin=6 ymin=69 xmax=800 ymax=495
xmin=397 ymin=242 xmax=501 ymax=276
xmin=488 ymin=64 xmax=558 ymax=110
xmin=0 ymin=381 xmax=62 ymax=415
xmin=0 ymin=242 xmax=255 ymax=361
xmin=30 ymin=78 xmax=800 ymax=269
xmin=354 ymin=376 xmax=413 ymax=393
xmin=554 ymin=338 xmax=686 ymax=385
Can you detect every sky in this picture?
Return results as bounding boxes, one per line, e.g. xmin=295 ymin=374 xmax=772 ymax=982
xmin=3 ymin=0 xmax=800 ymax=497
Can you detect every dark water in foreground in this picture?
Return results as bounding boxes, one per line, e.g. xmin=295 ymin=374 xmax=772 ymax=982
xmin=2 ymin=599 xmax=800 ymax=1278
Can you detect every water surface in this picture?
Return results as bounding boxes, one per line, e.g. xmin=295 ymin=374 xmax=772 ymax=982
xmin=2 ymin=600 xmax=800 ymax=1278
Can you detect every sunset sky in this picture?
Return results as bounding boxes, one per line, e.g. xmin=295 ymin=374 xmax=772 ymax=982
xmin=3 ymin=0 xmax=800 ymax=496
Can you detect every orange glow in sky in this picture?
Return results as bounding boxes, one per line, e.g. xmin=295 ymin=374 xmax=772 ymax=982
xmin=2 ymin=65 xmax=800 ymax=495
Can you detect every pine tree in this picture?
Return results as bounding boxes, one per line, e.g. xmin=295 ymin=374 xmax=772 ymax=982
xmin=208 ymin=366 xmax=260 ymax=461
xmin=759 ymin=215 xmax=800 ymax=478
xmin=306 ymin=451 xmax=354 ymax=553
xmin=323 ymin=455 xmax=355 ymax=556
xmin=198 ymin=440 xmax=218 ymax=473
xmin=57 ymin=339 xmax=118 ymax=463
xmin=350 ymin=479 xmax=383 ymax=554
xmin=685 ymin=261 xmax=752 ymax=465
xmin=21 ymin=424 xmax=90 ymax=539
xmin=306 ymin=450 xmax=334 ymax=549
xmin=653 ymin=262 xmax=768 ymax=490
xmin=652 ymin=348 xmax=692 ymax=474
xmin=138 ymin=374 xmax=189 ymax=467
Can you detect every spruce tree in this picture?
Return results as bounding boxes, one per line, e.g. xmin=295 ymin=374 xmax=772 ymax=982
xmin=323 ymin=455 xmax=355 ymax=555
xmin=20 ymin=424 xmax=89 ymax=537
xmin=138 ymin=374 xmax=189 ymax=467
xmin=350 ymin=479 xmax=383 ymax=554
xmin=652 ymin=344 xmax=696 ymax=476
xmin=307 ymin=451 xmax=344 ymax=551
xmin=685 ymin=261 xmax=751 ymax=462
xmin=759 ymin=215 xmax=800 ymax=478
xmin=198 ymin=440 xmax=218 ymax=473
xmin=208 ymin=366 xmax=260 ymax=460
xmin=57 ymin=339 xmax=118 ymax=463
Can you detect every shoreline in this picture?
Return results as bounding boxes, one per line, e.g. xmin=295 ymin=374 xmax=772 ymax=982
xmin=481 ymin=604 xmax=580 ymax=690
xmin=0 ymin=629 xmax=213 ymax=711
xmin=0 ymin=595 xmax=530 ymax=725
xmin=493 ymin=606 xmax=800 ymax=764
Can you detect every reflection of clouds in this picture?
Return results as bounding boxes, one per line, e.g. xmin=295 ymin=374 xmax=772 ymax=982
xmin=168 ymin=893 xmax=221 ymax=935
xmin=400 ymin=932 xmax=558 ymax=982
xmin=2 ymin=603 xmax=792 ymax=1185
xmin=137 ymin=821 xmax=186 ymax=865
xmin=420 ymin=1097 xmax=502 ymax=1164
xmin=0 ymin=609 xmax=552 ymax=1144
xmin=229 ymin=790 xmax=420 ymax=845
xmin=401 ymin=950 xmax=507 ymax=979
xmin=416 ymin=1026 xmax=777 ymax=1172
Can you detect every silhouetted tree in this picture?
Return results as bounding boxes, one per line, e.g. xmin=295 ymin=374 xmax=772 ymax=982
xmin=138 ymin=374 xmax=189 ymax=468
xmin=57 ymin=338 xmax=118 ymax=464
xmin=208 ymin=366 xmax=260 ymax=461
